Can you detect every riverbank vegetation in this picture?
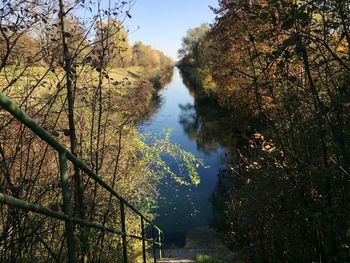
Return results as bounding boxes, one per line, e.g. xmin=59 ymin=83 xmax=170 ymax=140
xmin=0 ymin=0 xmax=201 ymax=261
xmin=178 ymin=0 xmax=350 ymax=261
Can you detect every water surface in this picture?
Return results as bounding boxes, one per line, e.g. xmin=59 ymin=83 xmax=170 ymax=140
xmin=139 ymin=68 xmax=233 ymax=246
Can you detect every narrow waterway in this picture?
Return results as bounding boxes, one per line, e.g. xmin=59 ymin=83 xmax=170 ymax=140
xmin=139 ymin=68 xmax=233 ymax=247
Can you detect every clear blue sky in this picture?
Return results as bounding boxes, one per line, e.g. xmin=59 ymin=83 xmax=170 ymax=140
xmin=124 ymin=0 xmax=218 ymax=60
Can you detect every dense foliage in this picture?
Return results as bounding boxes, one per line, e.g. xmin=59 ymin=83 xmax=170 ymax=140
xmin=0 ymin=0 xmax=201 ymax=262
xmin=178 ymin=0 xmax=350 ymax=261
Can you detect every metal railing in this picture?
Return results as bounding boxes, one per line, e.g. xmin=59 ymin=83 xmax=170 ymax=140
xmin=0 ymin=91 xmax=163 ymax=262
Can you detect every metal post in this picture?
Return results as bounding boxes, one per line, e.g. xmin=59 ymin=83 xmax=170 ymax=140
xmin=0 ymin=91 xmax=167 ymax=263
xmin=158 ymin=229 xmax=162 ymax=259
xmin=141 ymin=217 xmax=147 ymax=263
xmin=120 ymin=201 xmax=128 ymax=263
xmin=152 ymin=226 xmax=156 ymax=263
xmin=59 ymin=151 xmax=76 ymax=263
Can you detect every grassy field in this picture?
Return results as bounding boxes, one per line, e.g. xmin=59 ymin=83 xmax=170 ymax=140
xmin=0 ymin=65 xmax=167 ymax=107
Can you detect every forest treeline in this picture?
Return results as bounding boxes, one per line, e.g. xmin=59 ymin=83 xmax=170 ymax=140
xmin=0 ymin=0 xmax=202 ymax=262
xmin=178 ymin=0 xmax=350 ymax=262
xmin=1 ymin=14 xmax=174 ymax=86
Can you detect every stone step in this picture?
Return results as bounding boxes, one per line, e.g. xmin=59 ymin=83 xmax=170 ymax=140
xmin=158 ymin=259 xmax=195 ymax=263
xmin=156 ymin=227 xmax=235 ymax=262
xmin=158 ymin=248 xmax=235 ymax=262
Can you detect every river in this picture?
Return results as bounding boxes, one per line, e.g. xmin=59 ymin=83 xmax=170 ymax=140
xmin=139 ymin=68 xmax=234 ymax=247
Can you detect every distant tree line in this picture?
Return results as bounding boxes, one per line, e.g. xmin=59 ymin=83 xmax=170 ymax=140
xmin=0 ymin=15 xmax=173 ymax=71
xmin=178 ymin=0 xmax=350 ymax=262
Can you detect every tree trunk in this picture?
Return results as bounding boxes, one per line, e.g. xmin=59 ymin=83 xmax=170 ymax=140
xmin=58 ymin=0 xmax=87 ymax=261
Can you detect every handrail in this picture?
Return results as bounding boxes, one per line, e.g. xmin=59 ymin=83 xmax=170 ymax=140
xmin=0 ymin=91 xmax=163 ymax=262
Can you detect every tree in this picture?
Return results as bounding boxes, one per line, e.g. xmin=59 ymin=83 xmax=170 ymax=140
xmin=93 ymin=18 xmax=132 ymax=68
xmin=209 ymin=0 xmax=350 ymax=261
xmin=177 ymin=24 xmax=216 ymax=96
xmin=178 ymin=23 xmax=209 ymax=59
xmin=178 ymin=0 xmax=350 ymax=261
xmin=132 ymin=41 xmax=173 ymax=70
xmin=39 ymin=15 xmax=89 ymax=66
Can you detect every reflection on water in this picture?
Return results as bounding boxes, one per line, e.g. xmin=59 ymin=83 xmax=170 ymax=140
xmin=179 ymin=99 xmax=236 ymax=154
xmin=139 ymin=68 xmax=237 ymax=247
